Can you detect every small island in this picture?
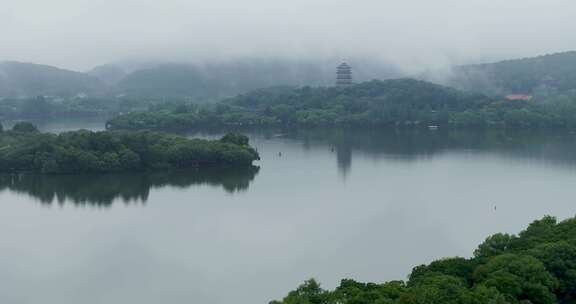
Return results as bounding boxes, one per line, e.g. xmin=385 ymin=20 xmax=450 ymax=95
xmin=0 ymin=122 xmax=259 ymax=174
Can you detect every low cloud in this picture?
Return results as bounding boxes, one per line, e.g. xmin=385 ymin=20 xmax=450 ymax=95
xmin=1 ymin=0 xmax=575 ymax=71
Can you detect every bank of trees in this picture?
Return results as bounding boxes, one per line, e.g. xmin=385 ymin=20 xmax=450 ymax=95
xmin=271 ymin=216 xmax=576 ymax=304
xmin=0 ymin=95 xmax=165 ymax=120
xmin=0 ymin=126 xmax=259 ymax=174
xmin=106 ymin=79 xmax=576 ymax=131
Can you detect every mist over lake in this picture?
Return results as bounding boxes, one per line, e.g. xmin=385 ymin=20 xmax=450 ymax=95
xmin=1 ymin=122 xmax=575 ymax=303
xmin=3 ymin=1 xmax=576 ymax=302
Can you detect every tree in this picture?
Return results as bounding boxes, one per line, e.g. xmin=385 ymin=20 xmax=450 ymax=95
xmin=473 ymin=254 xmax=558 ymax=304
xmin=333 ymin=279 xmax=405 ymax=304
xmin=474 ymin=233 xmax=515 ymax=258
xmin=271 ymin=216 xmax=576 ymax=304
xmin=409 ymin=257 xmax=476 ymax=286
xmin=528 ymin=242 xmax=576 ymax=298
xmin=11 ymin=121 xmax=39 ymax=133
xmin=220 ymin=133 xmax=250 ymax=146
xmin=276 ymin=279 xmax=330 ymax=304
xmin=20 ymin=96 xmax=53 ymax=118
xmin=400 ymin=274 xmax=471 ymax=304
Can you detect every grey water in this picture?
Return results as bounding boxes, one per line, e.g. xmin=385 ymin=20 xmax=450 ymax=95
xmin=2 ymin=122 xmax=576 ymax=304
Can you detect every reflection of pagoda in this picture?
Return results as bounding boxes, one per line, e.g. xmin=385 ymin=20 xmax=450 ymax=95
xmin=336 ymin=63 xmax=353 ymax=86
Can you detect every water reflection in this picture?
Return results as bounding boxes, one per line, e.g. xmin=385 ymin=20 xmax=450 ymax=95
xmin=4 ymin=117 xmax=108 ymax=133
xmin=284 ymin=128 xmax=576 ymax=176
xmin=3 ymin=125 xmax=576 ymax=304
xmin=0 ymin=167 xmax=260 ymax=206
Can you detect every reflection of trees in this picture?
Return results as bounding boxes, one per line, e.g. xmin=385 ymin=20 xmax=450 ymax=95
xmin=335 ymin=144 xmax=352 ymax=178
xmin=185 ymin=127 xmax=576 ymax=176
xmin=285 ymin=127 xmax=576 ymax=175
xmin=0 ymin=167 xmax=260 ymax=207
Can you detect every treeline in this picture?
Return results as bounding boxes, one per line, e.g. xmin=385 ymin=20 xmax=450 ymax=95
xmin=0 ymin=95 xmax=169 ymax=120
xmin=106 ymin=79 xmax=576 ymax=130
xmin=271 ymin=216 xmax=576 ymax=304
xmin=0 ymin=123 xmax=259 ymax=174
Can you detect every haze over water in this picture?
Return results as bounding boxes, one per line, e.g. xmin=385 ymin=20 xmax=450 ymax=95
xmin=1 ymin=121 xmax=576 ymax=303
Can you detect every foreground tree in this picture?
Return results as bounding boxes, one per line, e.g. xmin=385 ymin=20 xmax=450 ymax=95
xmin=271 ymin=216 xmax=576 ymax=304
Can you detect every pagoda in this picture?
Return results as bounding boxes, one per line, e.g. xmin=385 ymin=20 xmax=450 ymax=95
xmin=336 ymin=63 xmax=353 ymax=86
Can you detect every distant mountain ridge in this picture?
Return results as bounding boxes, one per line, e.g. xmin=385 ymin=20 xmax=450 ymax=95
xmin=448 ymin=51 xmax=576 ymax=96
xmin=0 ymin=61 xmax=104 ymax=98
xmin=0 ymin=59 xmax=401 ymax=99
xmin=112 ymin=59 xmax=401 ymax=100
xmin=87 ymin=64 xmax=128 ymax=86
xmin=3 ymin=51 xmax=576 ymax=99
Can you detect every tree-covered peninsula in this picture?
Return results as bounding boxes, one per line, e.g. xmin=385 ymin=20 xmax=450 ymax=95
xmin=106 ymin=79 xmax=576 ymax=131
xmin=0 ymin=124 xmax=259 ymax=174
xmin=271 ymin=215 xmax=576 ymax=304
xmin=106 ymin=79 xmax=489 ymax=130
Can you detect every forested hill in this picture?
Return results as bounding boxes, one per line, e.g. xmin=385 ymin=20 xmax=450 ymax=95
xmin=0 ymin=61 xmax=104 ymax=97
xmin=106 ymin=79 xmax=495 ymax=130
xmin=450 ymin=51 xmax=576 ymax=96
xmin=226 ymin=78 xmax=489 ymax=112
xmin=271 ymin=215 xmax=576 ymax=304
xmin=218 ymin=78 xmax=492 ymax=125
xmin=112 ymin=59 xmax=400 ymax=100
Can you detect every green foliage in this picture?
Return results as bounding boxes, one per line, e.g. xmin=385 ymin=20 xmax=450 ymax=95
xmin=107 ymin=79 xmax=494 ymax=130
xmin=0 ymin=95 xmax=166 ymax=121
xmin=527 ymin=242 xmax=576 ymax=297
xmin=107 ymin=79 xmax=576 ymax=131
xmin=474 ymin=233 xmax=515 ymax=258
xmin=0 ymin=130 xmax=259 ymax=174
xmin=273 ymin=279 xmax=330 ymax=304
xmin=272 ymin=215 xmax=576 ymax=304
xmin=220 ymin=133 xmax=250 ymax=146
xmin=333 ymin=279 xmax=406 ymax=304
xmin=409 ymin=257 xmax=477 ymax=286
xmin=11 ymin=121 xmax=39 ymax=133
xmin=474 ymin=254 xmax=557 ymax=304
xmin=400 ymin=274 xmax=472 ymax=304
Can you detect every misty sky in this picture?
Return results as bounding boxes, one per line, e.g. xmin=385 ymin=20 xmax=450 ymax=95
xmin=1 ymin=0 xmax=575 ymax=71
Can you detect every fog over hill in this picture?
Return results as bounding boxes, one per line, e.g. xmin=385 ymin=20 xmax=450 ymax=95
xmin=445 ymin=51 xmax=576 ymax=96
xmin=0 ymin=62 xmax=104 ymax=98
xmin=110 ymin=58 xmax=401 ymax=99
xmin=87 ymin=64 xmax=128 ymax=86
xmin=0 ymin=58 xmax=401 ymax=99
xmin=3 ymin=50 xmax=576 ymax=100
xmin=3 ymin=0 xmax=576 ymax=72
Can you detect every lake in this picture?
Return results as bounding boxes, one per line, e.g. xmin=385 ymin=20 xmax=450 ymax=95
xmin=1 ymin=122 xmax=576 ymax=304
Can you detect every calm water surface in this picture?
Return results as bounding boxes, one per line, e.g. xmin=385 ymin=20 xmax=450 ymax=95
xmin=1 ymin=121 xmax=576 ymax=304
